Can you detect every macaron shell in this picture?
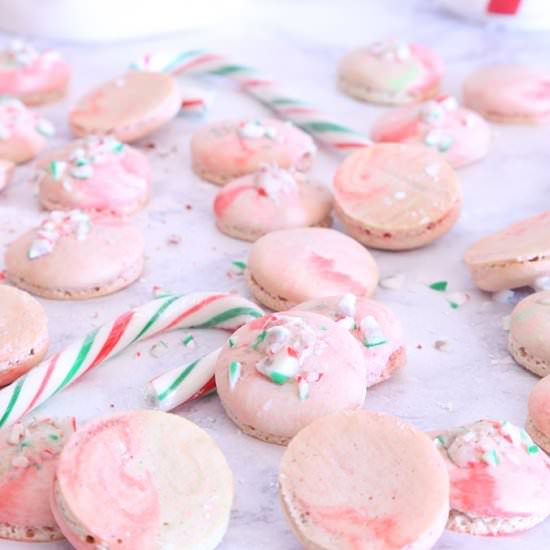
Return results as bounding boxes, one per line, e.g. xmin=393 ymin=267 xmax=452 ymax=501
xmin=279 ymin=410 xmax=449 ymax=550
xmin=247 ymin=227 xmax=379 ymax=310
xmin=371 ymin=102 xmax=491 ymax=168
xmin=464 ymin=211 xmax=550 ymax=291
xmin=38 ymin=140 xmax=151 ymax=215
xmin=214 ymin=173 xmax=332 ymax=241
xmin=69 ymin=71 xmax=181 ymax=142
xmin=338 ymin=43 xmax=443 ymax=104
xmin=0 ymin=51 xmax=70 ymax=105
xmin=463 ymin=65 xmax=550 ymax=124
xmin=5 ymin=218 xmax=144 ymax=299
xmin=293 ymin=296 xmax=406 ymax=387
xmin=528 ymin=375 xmax=550 ymax=451
xmin=215 ymin=311 xmax=366 ymax=445
xmin=191 ymin=119 xmax=316 ymax=185
xmin=0 ymin=417 xmax=75 ymax=541
xmin=52 ymin=410 xmax=233 ymax=550
xmin=333 ymin=143 xmax=462 ymax=250
xmin=0 ymin=285 xmax=48 ymax=386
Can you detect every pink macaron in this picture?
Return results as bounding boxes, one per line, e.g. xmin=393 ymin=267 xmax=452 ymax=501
xmin=293 ymin=293 xmax=406 ymax=387
xmin=5 ymin=211 xmax=144 ymax=300
xmin=37 ymin=136 xmax=151 ymax=215
xmin=280 ymin=410 xmax=450 ymax=549
xmin=0 ymin=96 xmax=54 ymax=164
xmin=0 ymin=417 xmax=76 ymax=542
xmin=434 ymin=419 xmax=550 ymax=536
xmin=371 ymin=95 xmax=491 ymax=167
xmin=527 ymin=375 xmax=550 ymax=453
xmin=69 ymin=71 xmax=181 ymax=142
xmin=463 ymin=64 xmax=550 ymax=124
xmin=215 ymin=311 xmax=367 ymax=444
xmin=51 ymin=410 xmax=234 ymax=550
xmin=333 ymin=143 xmax=462 ymax=250
xmin=191 ymin=118 xmax=316 ymax=185
xmin=246 ymin=227 xmax=379 ymax=311
xmin=464 ymin=211 xmax=550 ymax=292
xmin=213 ymin=165 xmax=332 ymax=241
xmin=338 ymin=39 xmax=444 ymax=105
xmin=0 ymin=40 xmax=71 ymax=105
xmin=0 ymin=285 xmax=48 ymax=386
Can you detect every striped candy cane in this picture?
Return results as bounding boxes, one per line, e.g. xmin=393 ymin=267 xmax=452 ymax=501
xmin=132 ymin=50 xmax=371 ymax=151
xmin=0 ymin=292 xmax=262 ymax=429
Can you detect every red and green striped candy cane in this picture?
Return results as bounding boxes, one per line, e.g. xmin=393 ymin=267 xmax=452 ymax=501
xmin=132 ymin=49 xmax=371 ymax=151
xmin=0 ymin=292 xmax=262 ymax=429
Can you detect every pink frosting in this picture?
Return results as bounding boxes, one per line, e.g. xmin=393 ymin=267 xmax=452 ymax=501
xmin=38 ymin=136 xmax=151 ymax=214
xmin=294 ymin=295 xmax=405 ymax=387
xmin=435 ymin=420 xmax=550 ymax=520
xmin=371 ymin=96 xmax=491 ymax=167
xmin=463 ymin=65 xmax=550 ymax=122
xmin=0 ymin=43 xmax=70 ymax=98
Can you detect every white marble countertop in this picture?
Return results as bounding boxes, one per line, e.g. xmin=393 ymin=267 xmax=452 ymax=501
xmin=1 ymin=1 xmax=550 ymax=548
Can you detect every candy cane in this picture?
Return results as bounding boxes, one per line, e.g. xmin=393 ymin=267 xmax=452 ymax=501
xmin=132 ymin=50 xmax=371 ymax=151
xmin=0 ymin=292 xmax=262 ymax=429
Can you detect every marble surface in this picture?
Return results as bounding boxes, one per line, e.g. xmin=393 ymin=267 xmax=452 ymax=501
xmin=1 ymin=1 xmax=550 ymax=548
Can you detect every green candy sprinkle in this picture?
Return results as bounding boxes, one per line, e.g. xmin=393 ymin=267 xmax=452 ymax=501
xmin=20 ymin=441 xmax=30 ymax=448
xmin=228 ymin=361 xmax=241 ymax=390
xmin=112 ymin=142 xmax=125 ymax=153
xmin=434 ymin=435 xmax=445 ymax=447
xmin=182 ymin=334 xmax=194 ymax=346
xmin=228 ymin=337 xmax=236 ymax=348
xmin=48 ymin=434 xmax=60 ymax=441
xmin=252 ymin=330 xmax=267 ymax=349
xmin=482 ymin=449 xmax=500 ymax=466
xmin=232 ymin=260 xmax=247 ymax=271
xmin=527 ymin=444 xmax=540 ymax=455
xmin=270 ymin=372 xmax=289 ymax=385
xmin=49 ymin=160 xmax=66 ymax=181
xmin=364 ymin=338 xmax=388 ymax=349
xmin=429 ymin=281 xmax=448 ymax=292
xmin=449 ymin=302 xmax=460 ymax=310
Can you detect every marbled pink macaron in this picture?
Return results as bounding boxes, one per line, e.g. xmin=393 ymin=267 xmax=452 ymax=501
xmin=338 ymin=39 xmax=444 ymax=105
xmin=0 ymin=40 xmax=71 ymax=105
xmin=293 ymin=293 xmax=406 ymax=387
xmin=69 ymin=71 xmax=181 ymax=142
xmin=464 ymin=211 xmax=550 ymax=291
xmin=38 ymin=136 xmax=151 ymax=215
xmin=434 ymin=419 xmax=550 ymax=536
xmin=371 ymin=95 xmax=491 ymax=167
xmin=51 ymin=410 xmax=233 ymax=550
xmin=0 ymin=96 xmax=55 ymax=164
xmin=213 ymin=165 xmax=332 ymax=241
xmin=463 ymin=64 xmax=550 ymax=124
xmin=0 ymin=159 xmax=14 ymax=191
xmin=246 ymin=227 xmax=379 ymax=311
xmin=0 ymin=417 xmax=76 ymax=542
xmin=191 ymin=118 xmax=316 ymax=185
xmin=527 ymin=375 xmax=550 ymax=452
xmin=215 ymin=311 xmax=366 ymax=445
xmin=334 ymin=143 xmax=462 ymax=250
xmin=280 ymin=410 xmax=449 ymax=549
xmin=508 ymin=291 xmax=550 ymax=377
xmin=5 ymin=211 xmax=144 ymax=300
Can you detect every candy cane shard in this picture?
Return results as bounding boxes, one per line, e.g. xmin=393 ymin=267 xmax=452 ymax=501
xmin=0 ymin=292 xmax=262 ymax=428
xmin=132 ymin=50 xmax=371 ymax=151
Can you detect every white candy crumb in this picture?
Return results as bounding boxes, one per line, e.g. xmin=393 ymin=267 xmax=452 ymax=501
xmin=379 ymin=274 xmax=405 ymax=290
xmin=533 ymin=276 xmax=550 ymax=292
xmin=492 ymin=289 xmax=515 ymax=304
xmin=501 ymin=315 xmax=511 ymax=331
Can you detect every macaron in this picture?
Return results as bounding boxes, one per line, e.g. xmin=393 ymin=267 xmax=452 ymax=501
xmin=371 ymin=95 xmax=491 ymax=168
xmin=464 ymin=211 xmax=550 ymax=292
xmin=51 ymin=410 xmax=233 ymax=550
xmin=0 ymin=417 xmax=76 ymax=541
xmin=333 ymin=143 xmax=462 ymax=250
xmin=338 ymin=39 xmax=444 ymax=105
xmin=508 ymin=291 xmax=550 ymax=377
xmin=214 ymin=311 xmax=366 ymax=445
xmin=0 ymin=159 xmax=14 ymax=191
xmin=0 ymin=40 xmax=71 ymax=105
xmin=527 ymin=375 xmax=550 ymax=452
xmin=37 ymin=136 xmax=151 ymax=215
xmin=0 ymin=96 xmax=54 ymax=164
xmin=5 ymin=211 xmax=144 ymax=300
xmin=433 ymin=419 xmax=550 ymax=536
xmin=213 ymin=165 xmax=332 ymax=241
xmin=246 ymin=227 xmax=379 ymax=311
xmin=463 ymin=64 xmax=550 ymax=124
xmin=0 ymin=285 xmax=48 ymax=386
xmin=293 ymin=293 xmax=406 ymax=387
xmin=69 ymin=71 xmax=181 ymax=142
xmin=191 ymin=118 xmax=316 ymax=185
xmin=279 ymin=410 xmax=449 ymax=549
